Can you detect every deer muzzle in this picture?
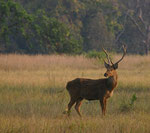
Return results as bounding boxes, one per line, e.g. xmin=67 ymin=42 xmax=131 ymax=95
xmin=104 ymin=73 xmax=108 ymax=77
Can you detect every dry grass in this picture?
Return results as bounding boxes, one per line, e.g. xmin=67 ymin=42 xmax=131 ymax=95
xmin=0 ymin=54 xmax=150 ymax=133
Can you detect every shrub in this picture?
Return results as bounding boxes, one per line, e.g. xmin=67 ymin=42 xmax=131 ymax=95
xmin=85 ymin=50 xmax=113 ymax=64
xmin=119 ymin=94 xmax=137 ymax=113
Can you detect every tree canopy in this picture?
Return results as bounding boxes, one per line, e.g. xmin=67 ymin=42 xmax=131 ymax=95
xmin=0 ymin=0 xmax=150 ymax=54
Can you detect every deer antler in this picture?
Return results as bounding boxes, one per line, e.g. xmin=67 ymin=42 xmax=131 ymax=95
xmin=114 ymin=45 xmax=127 ymax=65
xmin=102 ymin=48 xmax=111 ymax=65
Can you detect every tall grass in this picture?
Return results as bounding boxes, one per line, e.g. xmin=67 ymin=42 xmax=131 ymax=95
xmin=0 ymin=54 xmax=150 ymax=133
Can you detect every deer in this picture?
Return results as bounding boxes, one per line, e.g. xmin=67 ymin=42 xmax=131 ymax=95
xmin=65 ymin=45 xmax=126 ymax=117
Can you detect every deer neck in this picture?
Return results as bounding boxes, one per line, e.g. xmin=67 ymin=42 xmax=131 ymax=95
xmin=107 ymin=73 xmax=118 ymax=91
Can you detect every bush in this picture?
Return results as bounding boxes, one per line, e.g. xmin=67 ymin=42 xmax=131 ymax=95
xmin=119 ymin=94 xmax=137 ymax=113
xmin=85 ymin=50 xmax=113 ymax=64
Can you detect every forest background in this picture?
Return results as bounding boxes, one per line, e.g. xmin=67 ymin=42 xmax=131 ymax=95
xmin=0 ymin=0 xmax=150 ymax=55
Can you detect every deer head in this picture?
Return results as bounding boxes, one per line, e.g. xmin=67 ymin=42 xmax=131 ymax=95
xmin=103 ymin=45 xmax=126 ymax=77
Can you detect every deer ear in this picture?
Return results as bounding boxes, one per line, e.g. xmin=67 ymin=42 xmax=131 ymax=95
xmin=113 ymin=63 xmax=118 ymax=69
xmin=104 ymin=61 xmax=110 ymax=69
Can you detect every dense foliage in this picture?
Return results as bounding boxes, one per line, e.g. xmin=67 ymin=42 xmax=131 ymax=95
xmin=0 ymin=0 xmax=150 ymax=54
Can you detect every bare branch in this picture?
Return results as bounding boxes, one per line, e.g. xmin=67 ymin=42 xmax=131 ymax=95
xmin=115 ymin=13 xmax=128 ymax=43
xmin=138 ymin=8 xmax=147 ymax=30
xmin=126 ymin=12 xmax=145 ymax=37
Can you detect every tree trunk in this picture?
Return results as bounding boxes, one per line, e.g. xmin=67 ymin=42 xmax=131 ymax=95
xmin=145 ymin=42 xmax=149 ymax=55
xmin=145 ymin=25 xmax=150 ymax=55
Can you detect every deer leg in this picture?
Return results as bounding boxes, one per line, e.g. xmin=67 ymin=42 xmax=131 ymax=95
xmin=75 ymin=98 xmax=83 ymax=117
xmin=100 ymin=98 xmax=106 ymax=116
xmin=67 ymin=99 xmax=76 ymax=116
xmin=100 ymin=100 xmax=104 ymax=115
xmin=104 ymin=99 xmax=107 ymax=115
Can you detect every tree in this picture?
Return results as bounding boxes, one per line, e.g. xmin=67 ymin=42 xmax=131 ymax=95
xmin=1 ymin=0 xmax=150 ymax=54
xmin=117 ymin=0 xmax=150 ymax=55
xmin=27 ymin=10 xmax=82 ymax=54
xmin=0 ymin=0 xmax=32 ymax=53
xmin=0 ymin=1 xmax=82 ymax=54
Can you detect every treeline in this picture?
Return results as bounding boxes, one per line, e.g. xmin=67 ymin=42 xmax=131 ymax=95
xmin=0 ymin=0 xmax=150 ymax=54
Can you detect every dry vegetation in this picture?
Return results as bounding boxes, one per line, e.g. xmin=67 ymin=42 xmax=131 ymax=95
xmin=0 ymin=54 xmax=150 ymax=133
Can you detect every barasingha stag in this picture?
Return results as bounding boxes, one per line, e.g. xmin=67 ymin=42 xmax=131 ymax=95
xmin=65 ymin=46 xmax=126 ymax=117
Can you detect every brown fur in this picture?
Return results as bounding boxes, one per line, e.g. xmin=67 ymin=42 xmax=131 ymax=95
xmin=65 ymin=68 xmax=118 ymax=117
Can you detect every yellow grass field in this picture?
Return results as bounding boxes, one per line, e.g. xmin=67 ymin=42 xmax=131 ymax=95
xmin=0 ymin=54 xmax=150 ymax=133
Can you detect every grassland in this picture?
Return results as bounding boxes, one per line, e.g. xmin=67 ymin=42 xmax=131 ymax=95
xmin=0 ymin=54 xmax=150 ymax=133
